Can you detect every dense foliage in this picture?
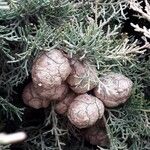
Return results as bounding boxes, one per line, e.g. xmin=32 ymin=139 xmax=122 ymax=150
xmin=0 ymin=0 xmax=149 ymax=149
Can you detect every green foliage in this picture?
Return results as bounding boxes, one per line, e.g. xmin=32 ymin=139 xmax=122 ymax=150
xmin=0 ymin=0 xmax=73 ymax=23
xmin=0 ymin=0 xmax=149 ymax=150
xmin=0 ymin=144 xmax=10 ymax=150
xmin=0 ymin=0 xmax=72 ymax=119
xmin=19 ymin=105 xmax=66 ymax=150
xmin=0 ymin=96 xmax=24 ymax=120
xmin=59 ymin=21 xmax=150 ymax=149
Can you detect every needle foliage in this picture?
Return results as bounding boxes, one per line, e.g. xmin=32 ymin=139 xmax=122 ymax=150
xmin=0 ymin=0 xmax=149 ymax=150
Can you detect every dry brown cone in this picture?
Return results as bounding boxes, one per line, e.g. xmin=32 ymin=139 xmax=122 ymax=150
xmin=67 ymin=59 xmax=98 ymax=94
xmin=55 ymin=91 xmax=77 ymax=115
xmin=33 ymin=82 xmax=69 ymax=101
xmin=67 ymin=94 xmax=104 ymax=129
xmin=22 ymin=82 xmax=50 ymax=109
xmin=94 ymin=72 xmax=133 ymax=107
xmin=83 ymin=117 xmax=110 ymax=147
xmin=32 ymin=49 xmax=72 ymax=89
